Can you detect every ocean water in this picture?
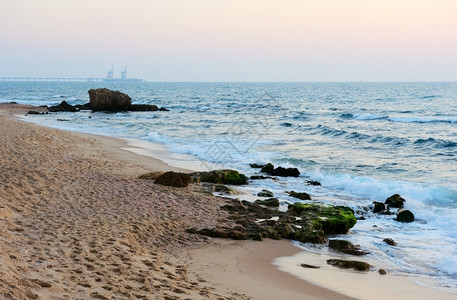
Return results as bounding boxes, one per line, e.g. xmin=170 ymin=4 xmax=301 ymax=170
xmin=2 ymin=81 xmax=457 ymax=293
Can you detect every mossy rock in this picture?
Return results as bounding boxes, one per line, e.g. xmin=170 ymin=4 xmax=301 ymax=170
xmin=199 ymin=170 xmax=248 ymax=185
xmin=287 ymin=203 xmax=357 ymax=234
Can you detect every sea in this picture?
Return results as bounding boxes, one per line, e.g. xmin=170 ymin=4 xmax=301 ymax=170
xmin=1 ymin=81 xmax=457 ymax=294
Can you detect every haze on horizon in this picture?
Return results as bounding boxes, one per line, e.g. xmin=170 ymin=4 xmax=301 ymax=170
xmin=1 ymin=0 xmax=457 ymax=82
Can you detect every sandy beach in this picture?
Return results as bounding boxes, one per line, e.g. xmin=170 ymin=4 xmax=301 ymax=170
xmin=1 ymin=103 xmax=456 ymax=300
xmin=0 ymin=103 xmax=349 ymax=299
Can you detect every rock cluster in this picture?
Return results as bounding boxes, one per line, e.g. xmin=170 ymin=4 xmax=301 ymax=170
xmin=190 ymin=170 xmax=248 ymax=185
xmin=372 ymin=194 xmax=415 ymax=223
xmin=188 ymin=199 xmax=357 ymax=244
xmin=250 ymin=163 xmax=300 ymax=177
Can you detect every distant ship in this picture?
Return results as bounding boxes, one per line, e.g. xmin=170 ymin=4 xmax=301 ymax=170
xmin=103 ymin=66 xmax=144 ymax=82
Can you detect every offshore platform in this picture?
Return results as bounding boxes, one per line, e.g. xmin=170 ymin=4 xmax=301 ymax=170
xmin=104 ymin=66 xmax=143 ymax=82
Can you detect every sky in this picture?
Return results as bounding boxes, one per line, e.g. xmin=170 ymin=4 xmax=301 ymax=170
xmin=1 ymin=0 xmax=457 ymax=82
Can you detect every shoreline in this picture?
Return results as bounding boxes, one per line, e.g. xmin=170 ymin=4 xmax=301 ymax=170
xmin=0 ymin=103 xmax=351 ymax=299
xmin=1 ymin=102 xmax=455 ymax=299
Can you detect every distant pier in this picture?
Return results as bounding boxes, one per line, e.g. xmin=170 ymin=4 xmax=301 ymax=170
xmin=0 ymin=77 xmax=104 ymax=82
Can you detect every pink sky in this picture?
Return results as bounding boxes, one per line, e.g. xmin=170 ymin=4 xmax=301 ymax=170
xmin=1 ymin=0 xmax=457 ymax=81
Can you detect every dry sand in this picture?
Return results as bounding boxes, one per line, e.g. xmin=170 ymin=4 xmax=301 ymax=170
xmin=1 ymin=103 xmax=454 ymax=300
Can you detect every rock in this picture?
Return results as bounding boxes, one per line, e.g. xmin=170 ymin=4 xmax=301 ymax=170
xmin=257 ymin=189 xmax=274 ymax=197
xmin=379 ymin=269 xmax=387 ymax=275
xmin=138 ymin=172 xmax=164 ymax=180
xmin=396 ymin=209 xmax=415 ymax=223
xmin=385 ymin=194 xmax=405 ymax=209
xmin=307 ymin=180 xmax=321 ymax=186
xmin=301 ymin=263 xmax=320 ymax=269
xmin=48 ymin=100 xmax=79 ymax=112
xmin=193 ymin=170 xmax=248 ymax=185
xmin=26 ymin=111 xmax=43 ymax=115
xmin=188 ymin=227 xmax=248 ymax=240
xmin=328 ymin=239 xmax=369 ymax=256
xmin=260 ymin=163 xmax=275 ymax=173
xmin=383 ymin=238 xmax=397 ymax=246
xmin=260 ymin=163 xmax=300 ymax=177
xmin=288 ymin=191 xmax=311 ymax=201
xmin=327 ymin=259 xmax=370 ymax=271
xmin=75 ymin=103 xmax=91 ymax=110
xmin=154 ymin=171 xmax=192 ymax=187
xmin=214 ymin=184 xmax=238 ymax=195
xmin=127 ymin=104 xmax=159 ymax=111
xmin=250 ymin=175 xmax=276 ymax=180
xmin=288 ymin=203 xmax=357 ymax=234
xmin=372 ymin=201 xmax=386 ymax=213
xmin=88 ymin=88 xmax=131 ymax=112
xmin=159 ymin=107 xmax=169 ymax=111
xmin=250 ymin=163 xmax=265 ymax=168
xmin=255 ymin=198 xmax=280 ymax=207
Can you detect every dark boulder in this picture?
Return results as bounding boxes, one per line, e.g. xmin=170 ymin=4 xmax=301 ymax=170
xmin=328 ymin=239 xmax=369 ymax=256
xmin=372 ymin=201 xmax=386 ymax=213
xmin=383 ymin=238 xmax=397 ymax=246
xmin=88 ymin=88 xmax=131 ymax=112
xmin=270 ymin=166 xmax=300 ymax=177
xmin=260 ymin=163 xmax=275 ymax=173
xmin=255 ymin=198 xmax=280 ymax=207
xmin=257 ymin=189 xmax=274 ymax=197
xmin=307 ymin=180 xmax=322 ymax=186
xmin=385 ymin=194 xmax=405 ymax=209
xmin=193 ymin=170 xmax=248 ymax=185
xmin=396 ymin=208 xmax=415 ymax=223
xmin=48 ymin=101 xmax=79 ymax=112
xmin=288 ymin=191 xmax=311 ymax=201
xmin=154 ymin=171 xmax=192 ymax=187
xmin=379 ymin=269 xmax=387 ymax=275
xmin=260 ymin=163 xmax=300 ymax=177
xmin=327 ymin=259 xmax=370 ymax=271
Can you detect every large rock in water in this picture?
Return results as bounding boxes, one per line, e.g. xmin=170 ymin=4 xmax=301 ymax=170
xmin=88 ymin=88 xmax=131 ymax=112
xmin=396 ymin=208 xmax=415 ymax=223
xmin=385 ymin=194 xmax=405 ymax=208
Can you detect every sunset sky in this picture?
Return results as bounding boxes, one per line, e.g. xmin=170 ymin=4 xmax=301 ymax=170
xmin=1 ymin=0 xmax=457 ymax=81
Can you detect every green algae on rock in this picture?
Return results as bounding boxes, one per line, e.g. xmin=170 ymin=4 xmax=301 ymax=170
xmin=191 ymin=170 xmax=249 ymax=185
xmin=288 ymin=203 xmax=357 ymax=234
